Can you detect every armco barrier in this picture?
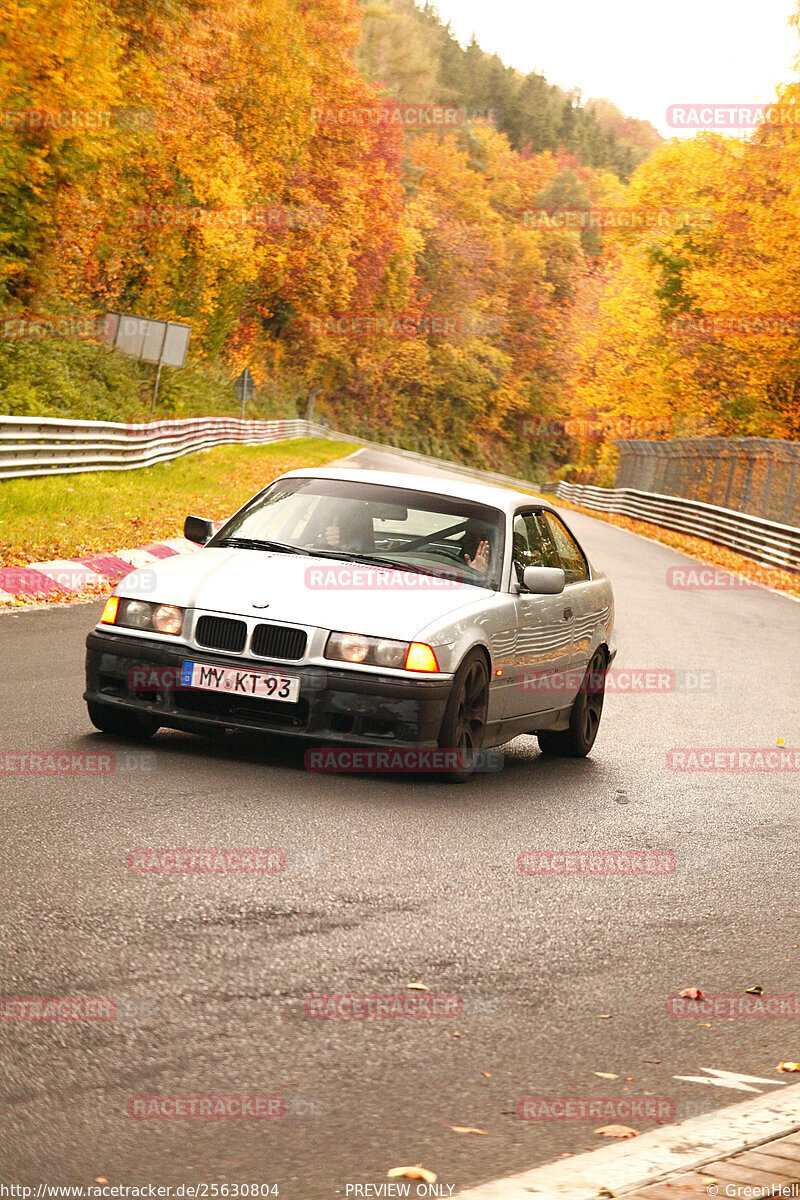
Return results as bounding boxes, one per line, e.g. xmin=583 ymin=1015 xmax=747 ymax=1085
xmin=0 ymin=416 xmax=314 ymax=479
xmin=2 ymin=414 xmax=798 ymax=572
xmin=0 ymin=414 xmax=547 ymax=495
xmin=556 ymin=481 xmax=800 ymax=573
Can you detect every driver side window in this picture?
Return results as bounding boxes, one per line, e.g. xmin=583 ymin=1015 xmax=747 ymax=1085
xmin=512 ymin=513 xmax=556 ymax=581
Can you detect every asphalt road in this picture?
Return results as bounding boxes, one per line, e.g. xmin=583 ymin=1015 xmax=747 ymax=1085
xmin=1 ymin=447 xmax=799 ymax=1195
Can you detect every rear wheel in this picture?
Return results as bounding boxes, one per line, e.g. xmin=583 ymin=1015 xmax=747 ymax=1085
xmin=438 ymin=651 xmax=490 ymax=782
xmin=87 ymin=699 xmax=159 ymax=740
xmin=537 ymin=648 xmax=606 ymax=758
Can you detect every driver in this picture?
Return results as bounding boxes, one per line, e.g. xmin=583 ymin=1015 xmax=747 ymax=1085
xmin=310 ymin=502 xmax=375 ymax=554
xmin=461 ymin=518 xmax=494 ymax=575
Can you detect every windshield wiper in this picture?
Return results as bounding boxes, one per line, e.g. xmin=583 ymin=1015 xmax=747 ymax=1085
xmin=217 ymin=537 xmax=310 ymax=556
xmin=310 ymin=549 xmax=461 ymax=579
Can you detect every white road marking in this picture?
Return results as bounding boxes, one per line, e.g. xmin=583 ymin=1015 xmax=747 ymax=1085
xmin=673 ymin=1066 xmax=788 ymax=1093
xmin=28 ymin=559 xmax=107 ymax=588
xmin=160 ymin=537 xmax=199 ymax=554
xmin=112 ymin=548 xmax=159 ymax=568
xmin=453 ymin=1082 xmax=800 ymax=1200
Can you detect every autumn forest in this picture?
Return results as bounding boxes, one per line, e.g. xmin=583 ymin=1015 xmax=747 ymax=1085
xmin=2 ymin=0 xmax=800 ymax=482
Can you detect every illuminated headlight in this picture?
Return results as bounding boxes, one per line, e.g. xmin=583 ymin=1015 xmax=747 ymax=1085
xmin=325 ymin=632 xmax=438 ymax=672
xmin=153 ymin=604 xmax=184 ymax=635
xmin=101 ymin=598 xmax=184 ymax=636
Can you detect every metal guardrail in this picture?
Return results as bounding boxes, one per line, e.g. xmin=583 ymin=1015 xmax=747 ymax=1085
xmin=0 ymin=415 xmax=316 ymax=479
xmin=556 ymin=481 xmax=800 ymax=573
xmin=0 ymin=414 xmax=551 ymax=495
xmin=3 ymin=414 xmax=798 ymax=571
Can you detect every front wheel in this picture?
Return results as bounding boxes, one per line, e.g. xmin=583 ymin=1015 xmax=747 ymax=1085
xmin=537 ymin=649 xmax=606 ymax=758
xmin=438 ymin=651 xmax=490 ymax=782
xmin=87 ymin=699 xmax=159 ymax=740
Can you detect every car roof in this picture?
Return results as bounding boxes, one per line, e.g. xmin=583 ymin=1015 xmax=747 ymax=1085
xmin=279 ymin=465 xmax=554 ymax=516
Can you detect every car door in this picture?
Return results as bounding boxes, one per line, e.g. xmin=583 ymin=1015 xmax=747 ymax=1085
xmin=541 ymin=511 xmax=599 ymax=678
xmin=509 ymin=511 xmax=576 ymax=717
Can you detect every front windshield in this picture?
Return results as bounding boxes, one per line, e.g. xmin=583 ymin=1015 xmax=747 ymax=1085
xmin=211 ymin=476 xmax=506 ymax=589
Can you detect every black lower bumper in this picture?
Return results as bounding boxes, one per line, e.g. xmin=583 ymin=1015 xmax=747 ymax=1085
xmin=84 ymin=630 xmax=452 ymax=747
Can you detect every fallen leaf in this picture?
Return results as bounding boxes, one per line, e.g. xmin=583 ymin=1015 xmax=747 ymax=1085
xmin=777 ymin=1062 xmax=800 ymax=1072
xmin=598 ymin=1013 xmax=612 ymax=1019
xmin=595 ymin=1125 xmax=640 ymax=1139
xmin=406 ymin=982 xmax=428 ymax=991
xmin=387 ymin=1166 xmax=437 ymax=1183
xmin=593 ymin=1072 xmax=619 ymax=1080
xmin=482 ymin=1072 xmax=491 ymax=1077
xmin=678 ymin=988 xmax=703 ymax=999
xmin=448 ymin=1125 xmax=487 ymax=1135
xmin=699 ymin=1022 xmax=711 ymax=1027
xmin=745 ymin=986 xmax=764 ymax=995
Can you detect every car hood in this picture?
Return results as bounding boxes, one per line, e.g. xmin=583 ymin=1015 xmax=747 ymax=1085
xmin=117 ymin=548 xmax=490 ymax=642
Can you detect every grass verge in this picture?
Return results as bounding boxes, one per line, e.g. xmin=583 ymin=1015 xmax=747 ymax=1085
xmin=0 ymin=438 xmax=354 ymax=566
xmin=548 ymin=495 xmax=800 ymax=600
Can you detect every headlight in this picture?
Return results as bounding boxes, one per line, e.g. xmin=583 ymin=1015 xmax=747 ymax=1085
xmin=101 ymin=598 xmax=184 ymax=636
xmin=153 ymin=604 xmax=184 ymax=635
xmin=325 ymin=631 xmax=438 ymax=672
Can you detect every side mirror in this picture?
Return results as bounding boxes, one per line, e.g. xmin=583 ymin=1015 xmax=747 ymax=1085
xmin=521 ymin=565 xmax=565 ymax=595
xmin=184 ymin=515 xmax=214 ymax=545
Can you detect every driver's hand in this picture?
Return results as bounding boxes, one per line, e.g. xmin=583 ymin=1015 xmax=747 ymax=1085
xmin=464 ymin=539 xmax=490 ymax=573
xmin=324 ymin=524 xmax=340 ymax=546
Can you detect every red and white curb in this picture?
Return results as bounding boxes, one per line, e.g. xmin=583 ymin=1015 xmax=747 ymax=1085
xmin=0 ymin=537 xmax=199 ymax=605
xmin=453 ymin=1082 xmax=800 ymax=1199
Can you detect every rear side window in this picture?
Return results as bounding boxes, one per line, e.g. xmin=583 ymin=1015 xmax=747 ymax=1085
xmin=543 ymin=513 xmax=590 ymax=583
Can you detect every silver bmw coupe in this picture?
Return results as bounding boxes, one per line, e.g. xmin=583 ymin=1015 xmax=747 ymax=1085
xmin=85 ymin=468 xmax=615 ymax=779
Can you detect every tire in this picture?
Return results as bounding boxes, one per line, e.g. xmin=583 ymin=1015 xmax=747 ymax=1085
xmin=438 ymin=650 xmax=490 ymax=783
xmin=537 ymin=648 xmax=606 ymax=758
xmin=87 ymin=699 xmax=159 ymax=740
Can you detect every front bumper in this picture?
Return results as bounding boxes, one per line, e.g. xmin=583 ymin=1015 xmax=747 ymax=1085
xmin=85 ymin=630 xmax=452 ymax=747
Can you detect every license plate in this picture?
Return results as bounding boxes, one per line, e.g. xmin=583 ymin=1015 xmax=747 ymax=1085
xmin=181 ymin=661 xmax=300 ymax=703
